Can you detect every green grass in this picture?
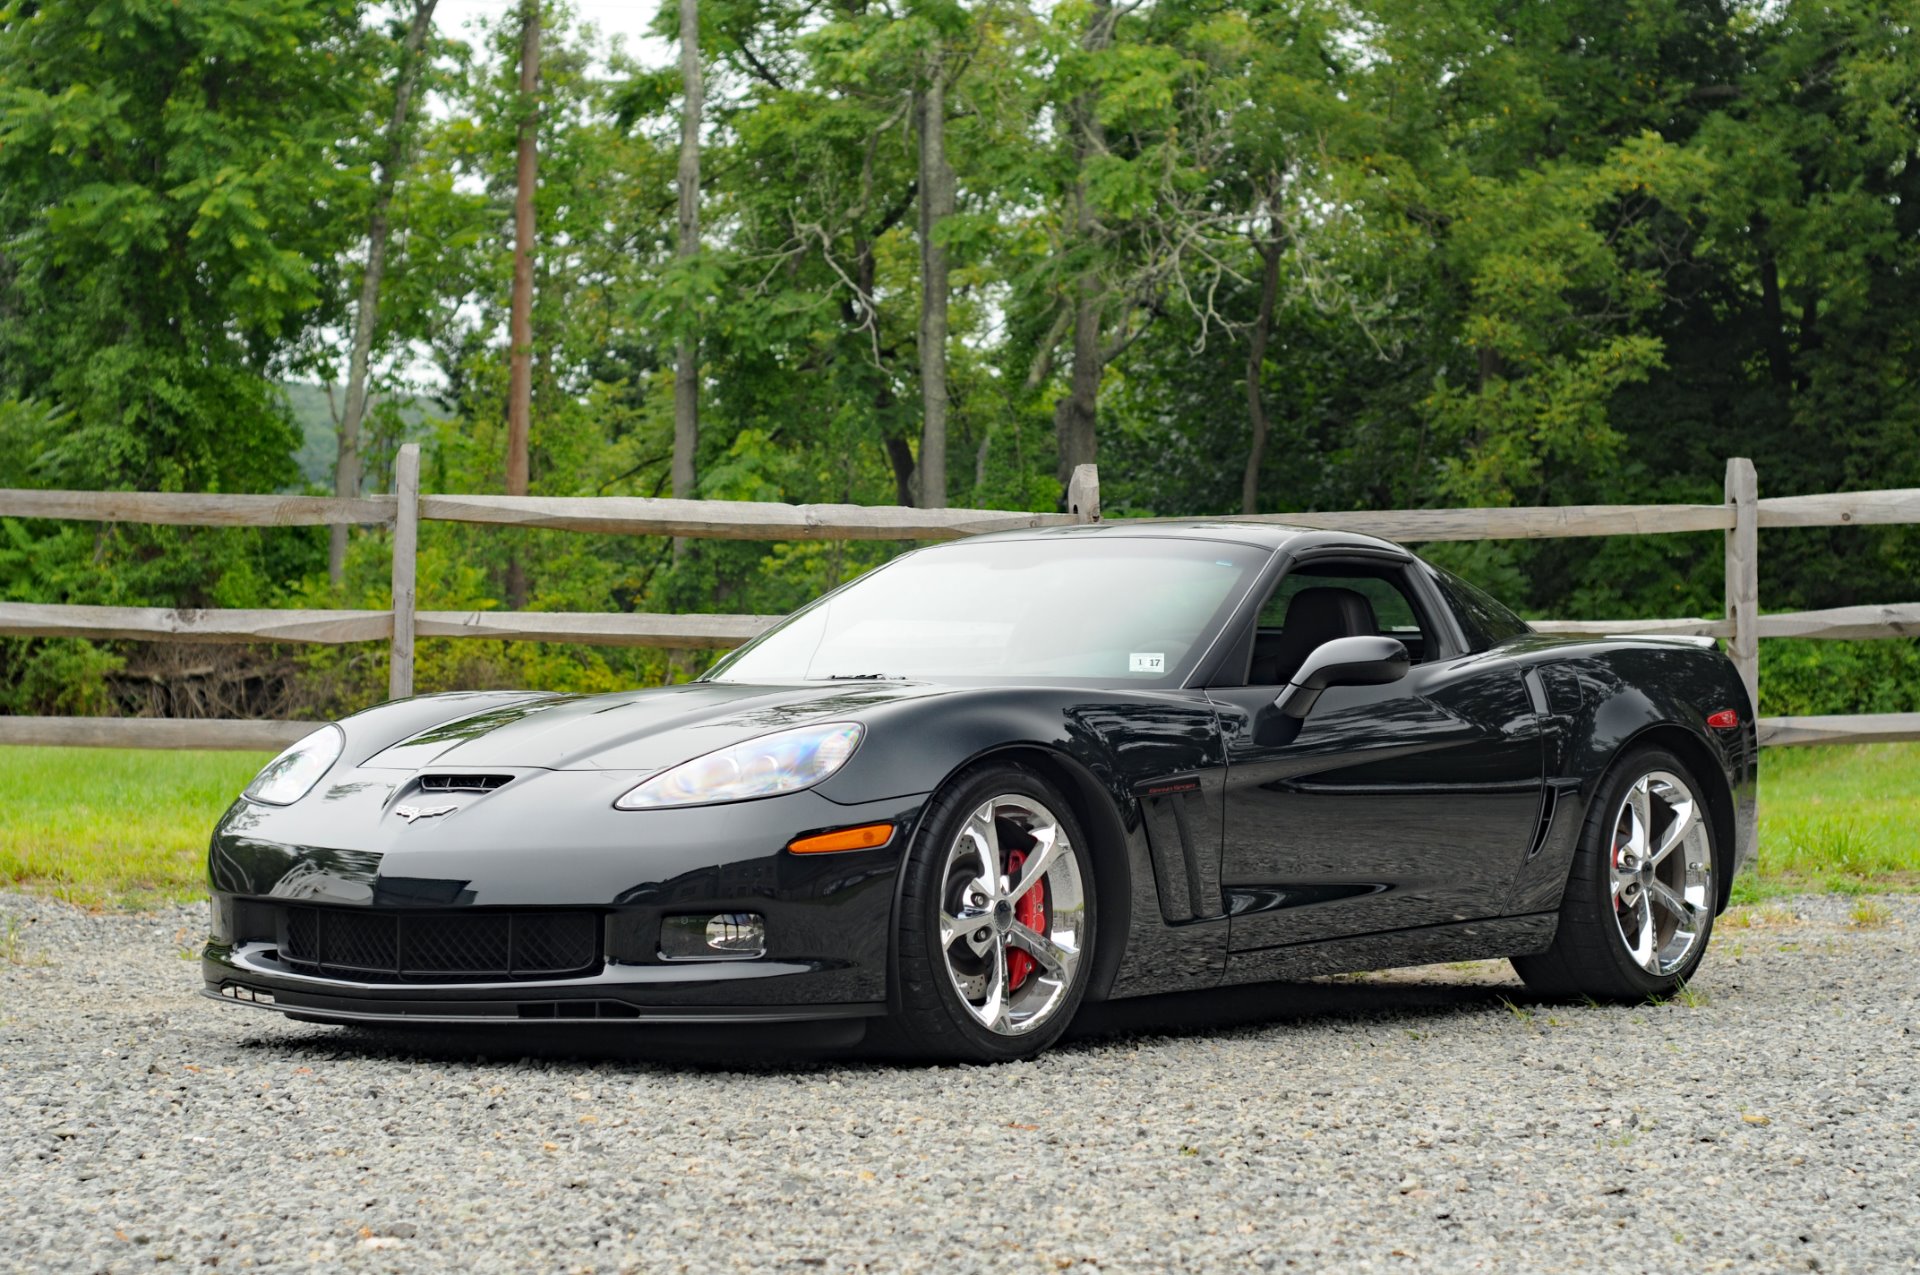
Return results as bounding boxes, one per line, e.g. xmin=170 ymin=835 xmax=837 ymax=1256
xmin=1742 ymin=742 xmax=1920 ymax=902
xmin=2 ymin=740 xmax=1918 ymax=910
xmin=0 ymin=746 xmax=271 ymax=909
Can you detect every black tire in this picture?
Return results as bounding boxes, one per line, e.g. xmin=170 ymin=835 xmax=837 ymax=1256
xmin=889 ymin=763 xmax=1097 ymax=1062
xmin=1513 ymin=746 xmax=1721 ymax=1001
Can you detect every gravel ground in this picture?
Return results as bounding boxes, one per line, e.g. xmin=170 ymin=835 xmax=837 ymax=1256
xmin=2 ymin=891 xmax=1915 ymax=1274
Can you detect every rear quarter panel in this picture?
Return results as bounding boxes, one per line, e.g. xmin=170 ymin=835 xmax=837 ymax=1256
xmin=1502 ymin=635 xmax=1757 ymax=915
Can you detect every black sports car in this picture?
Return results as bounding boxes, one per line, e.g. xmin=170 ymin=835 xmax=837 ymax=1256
xmin=205 ymin=523 xmax=1757 ymax=1060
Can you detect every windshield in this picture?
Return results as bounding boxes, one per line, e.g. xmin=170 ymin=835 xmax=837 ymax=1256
xmin=708 ymin=537 xmax=1270 ymax=687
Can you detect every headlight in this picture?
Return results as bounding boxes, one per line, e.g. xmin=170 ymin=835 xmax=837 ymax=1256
xmin=614 ymin=722 xmax=864 ymax=810
xmin=244 ymin=725 xmax=344 ymax=806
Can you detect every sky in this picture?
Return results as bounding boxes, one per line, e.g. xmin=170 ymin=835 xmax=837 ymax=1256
xmin=435 ymin=0 xmax=671 ymax=62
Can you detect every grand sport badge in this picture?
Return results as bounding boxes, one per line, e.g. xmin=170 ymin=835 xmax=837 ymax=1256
xmin=392 ymin=803 xmax=458 ymax=824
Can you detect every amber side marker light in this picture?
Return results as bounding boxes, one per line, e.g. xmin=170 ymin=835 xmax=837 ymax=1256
xmin=787 ymin=822 xmax=895 ymax=854
xmin=1706 ymin=709 xmax=1740 ymax=729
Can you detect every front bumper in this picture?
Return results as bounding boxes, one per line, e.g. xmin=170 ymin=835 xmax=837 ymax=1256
xmin=204 ymin=785 xmax=926 ymax=1027
xmin=203 ymin=943 xmax=883 ymax=1026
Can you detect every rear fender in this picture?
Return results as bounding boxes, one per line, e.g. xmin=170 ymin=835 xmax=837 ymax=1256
xmin=1507 ymin=642 xmax=1756 ymax=916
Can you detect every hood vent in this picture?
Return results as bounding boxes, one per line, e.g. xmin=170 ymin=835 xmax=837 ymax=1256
xmin=418 ymin=773 xmax=513 ymax=793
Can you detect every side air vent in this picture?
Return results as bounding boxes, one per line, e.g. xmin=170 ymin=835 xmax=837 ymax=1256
xmin=1525 ymin=788 xmax=1560 ymax=861
xmin=418 ymin=773 xmax=513 ymax=792
xmin=1136 ymin=778 xmax=1225 ymax=923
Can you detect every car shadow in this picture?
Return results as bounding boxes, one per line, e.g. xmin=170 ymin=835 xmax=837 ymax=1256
xmin=1064 ymin=974 xmax=1533 ymax=1045
xmin=231 ymin=970 xmax=1555 ymax=1072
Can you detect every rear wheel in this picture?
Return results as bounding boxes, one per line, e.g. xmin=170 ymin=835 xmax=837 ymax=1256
xmin=891 ymin=765 xmax=1094 ymax=1061
xmin=1513 ymin=746 xmax=1719 ymax=1001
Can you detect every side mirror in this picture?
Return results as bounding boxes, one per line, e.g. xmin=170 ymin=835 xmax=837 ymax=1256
xmin=1272 ymin=635 xmax=1410 ymax=721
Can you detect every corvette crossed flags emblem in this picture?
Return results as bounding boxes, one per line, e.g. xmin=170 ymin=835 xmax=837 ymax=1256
xmin=392 ymin=803 xmax=458 ymax=824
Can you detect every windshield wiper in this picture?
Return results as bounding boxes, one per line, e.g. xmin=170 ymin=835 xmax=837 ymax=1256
xmin=825 ymin=672 xmax=899 ymax=680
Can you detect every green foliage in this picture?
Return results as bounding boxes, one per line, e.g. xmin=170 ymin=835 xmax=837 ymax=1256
xmin=0 ymin=639 xmax=123 ymax=716
xmin=1759 ymin=639 xmax=1920 ymax=718
xmin=2 ymin=0 xmax=1918 ymax=719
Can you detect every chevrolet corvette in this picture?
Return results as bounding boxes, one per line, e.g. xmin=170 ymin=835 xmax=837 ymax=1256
xmin=204 ymin=522 xmax=1756 ymax=1060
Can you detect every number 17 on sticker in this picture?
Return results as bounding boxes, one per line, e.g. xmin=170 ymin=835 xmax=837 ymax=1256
xmin=1129 ymin=652 xmax=1165 ymax=674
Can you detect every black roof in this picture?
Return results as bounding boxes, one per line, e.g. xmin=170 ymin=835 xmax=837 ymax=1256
xmin=969 ymin=518 xmax=1407 ymax=556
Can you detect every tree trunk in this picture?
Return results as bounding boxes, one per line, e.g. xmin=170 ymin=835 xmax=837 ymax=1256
xmin=916 ymin=64 xmax=955 ymax=510
xmin=673 ymin=0 xmax=701 ymax=506
xmin=1758 ymin=252 xmax=1794 ymax=396
xmin=1054 ymin=279 xmax=1102 ymax=489
xmin=1240 ymin=229 xmax=1282 ymax=515
xmin=331 ymin=0 xmax=438 ymax=586
xmin=505 ymin=0 xmax=539 ymax=609
xmin=1051 ymin=0 xmax=1112 ymax=496
xmin=884 ymin=436 xmax=916 ymax=507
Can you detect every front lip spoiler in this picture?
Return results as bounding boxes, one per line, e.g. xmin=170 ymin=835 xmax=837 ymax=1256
xmin=204 ymin=981 xmax=884 ymax=1027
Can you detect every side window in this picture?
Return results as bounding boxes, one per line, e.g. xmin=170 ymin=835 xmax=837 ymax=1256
xmin=1258 ymin=573 xmax=1422 ymax=637
xmin=1244 ymin=563 xmax=1436 ymax=686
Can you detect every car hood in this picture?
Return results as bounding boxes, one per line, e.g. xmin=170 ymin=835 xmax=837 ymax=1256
xmin=358 ymin=680 xmax=951 ymax=774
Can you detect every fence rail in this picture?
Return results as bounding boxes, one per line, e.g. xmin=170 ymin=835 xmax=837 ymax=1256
xmin=2 ymin=455 xmax=1917 ymax=750
xmin=12 ymin=600 xmax=1913 ymax=649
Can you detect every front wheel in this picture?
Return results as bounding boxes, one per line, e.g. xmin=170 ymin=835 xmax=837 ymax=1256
xmin=891 ymin=765 xmax=1095 ymax=1061
xmin=1513 ymin=746 xmax=1719 ymax=1001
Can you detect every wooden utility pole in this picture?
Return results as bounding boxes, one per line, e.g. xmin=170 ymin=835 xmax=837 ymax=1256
xmin=505 ymin=0 xmax=539 ymax=609
xmin=332 ymin=0 xmax=439 ymax=585
xmin=1053 ymin=0 xmax=1113 ymax=498
xmin=917 ymin=58 xmax=955 ymax=509
xmin=673 ymin=0 xmax=701 ymax=508
xmin=1241 ymin=219 xmax=1282 ymax=515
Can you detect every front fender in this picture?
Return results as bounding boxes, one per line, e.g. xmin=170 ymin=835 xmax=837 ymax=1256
xmin=821 ymin=686 xmax=1232 ymax=1002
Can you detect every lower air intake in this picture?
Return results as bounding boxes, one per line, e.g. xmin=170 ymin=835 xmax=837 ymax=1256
xmin=280 ymin=907 xmax=600 ymax=982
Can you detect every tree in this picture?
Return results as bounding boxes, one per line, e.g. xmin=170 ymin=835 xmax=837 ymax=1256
xmin=1240 ymin=212 xmax=1282 ymax=515
xmin=916 ymin=44 xmax=956 ymax=508
xmin=506 ymin=0 xmax=541 ymax=608
xmin=332 ymin=0 xmax=442 ymax=584
xmin=0 ymin=0 xmax=370 ymax=495
xmin=673 ymin=0 xmax=703 ymax=509
xmin=1049 ymin=0 xmax=1115 ymax=496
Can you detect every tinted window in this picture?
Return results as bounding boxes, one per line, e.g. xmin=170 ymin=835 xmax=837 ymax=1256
xmin=1242 ymin=562 xmax=1438 ymax=685
xmin=1431 ymin=567 xmax=1532 ymax=651
xmin=708 ymin=538 xmax=1270 ymax=687
xmin=1259 ymin=570 xmax=1425 ymax=640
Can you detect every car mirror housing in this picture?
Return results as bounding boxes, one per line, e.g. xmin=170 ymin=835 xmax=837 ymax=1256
xmin=1272 ymin=636 xmax=1411 ymax=721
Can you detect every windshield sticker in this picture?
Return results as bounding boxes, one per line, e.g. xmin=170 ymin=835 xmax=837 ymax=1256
xmin=1129 ymin=652 xmax=1166 ymax=674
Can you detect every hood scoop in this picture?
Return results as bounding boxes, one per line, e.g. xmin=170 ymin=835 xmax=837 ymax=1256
xmin=417 ymin=773 xmax=513 ymax=793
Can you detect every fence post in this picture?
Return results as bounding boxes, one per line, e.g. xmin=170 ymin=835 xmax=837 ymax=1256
xmin=1068 ymin=463 xmax=1100 ymax=523
xmin=1725 ymin=457 xmax=1758 ymax=713
xmin=389 ymin=444 xmax=421 ymax=700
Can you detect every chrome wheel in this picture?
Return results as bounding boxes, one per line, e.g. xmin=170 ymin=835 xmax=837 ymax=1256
xmin=936 ymin=794 xmax=1087 ymax=1037
xmin=1608 ymin=770 xmax=1712 ymax=976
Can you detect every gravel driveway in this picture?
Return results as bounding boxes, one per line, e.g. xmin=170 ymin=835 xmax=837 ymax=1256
xmin=3 ymin=890 xmax=1915 ymax=1273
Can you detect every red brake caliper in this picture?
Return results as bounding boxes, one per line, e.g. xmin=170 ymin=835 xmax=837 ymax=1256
xmin=1003 ymin=846 xmax=1048 ymax=990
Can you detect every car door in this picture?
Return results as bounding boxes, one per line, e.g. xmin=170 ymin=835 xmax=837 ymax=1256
xmin=1206 ymin=554 xmax=1544 ymax=951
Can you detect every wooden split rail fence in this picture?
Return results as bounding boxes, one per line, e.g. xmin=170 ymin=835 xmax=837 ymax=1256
xmin=2 ymin=450 xmax=1918 ymax=752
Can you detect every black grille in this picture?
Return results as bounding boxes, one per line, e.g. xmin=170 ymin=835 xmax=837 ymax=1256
xmin=280 ymin=908 xmax=599 ymax=982
xmin=417 ymin=773 xmax=513 ymax=792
